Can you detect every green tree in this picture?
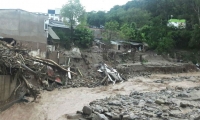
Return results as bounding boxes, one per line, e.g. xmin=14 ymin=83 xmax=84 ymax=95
xmin=61 ymin=0 xmax=85 ymax=39
xmin=156 ymin=37 xmax=174 ymax=54
xmin=189 ymin=24 xmax=200 ymax=48
xmin=74 ymin=26 xmax=94 ymax=48
xmin=192 ymin=0 xmax=200 ymax=25
xmin=83 ymin=0 xmax=200 ymax=52
xmin=87 ymin=11 xmax=106 ymax=27
xmin=52 ymin=28 xmax=71 ymax=49
xmin=103 ymin=21 xmax=119 ymax=41
xmin=120 ymin=8 xmax=151 ymax=28
xmin=120 ymin=22 xmax=137 ymax=41
xmin=106 ymin=6 xmax=126 ymax=25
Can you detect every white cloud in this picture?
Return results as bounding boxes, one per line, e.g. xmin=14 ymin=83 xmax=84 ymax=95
xmin=0 ymin=0 xmax=130 ymax=13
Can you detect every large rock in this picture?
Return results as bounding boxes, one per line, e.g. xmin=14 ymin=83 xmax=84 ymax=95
xmin=82 ymin=106 xmax=92 ymax=115
xmin=91 ymin=113 xmax=109 ymax=120
xmin=129 ymin=114 xmax=140 ymax=120
xmin=111 ymin=115 xmax=121 ymax=120
xmin=94 ymin=105 xmax=103 ymax=113
xmin=155 ymin=99 xmax=165 ymax=105
xmin=108 ymin=100 xmax=122 ymax=106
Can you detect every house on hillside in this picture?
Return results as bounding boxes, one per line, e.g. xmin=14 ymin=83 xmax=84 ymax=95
xmin=44 ymin=19 xmax=71 ymax=64
xmin=0 ymin=9 xmax=48 ymax=58
xmin=110 ymin=41 xmax=145 ymax=52
xmin=45 ymin=8 xmax=71 ymax=51
xmin=167 ymin=19 xmax=186 ymax=29
xmin=45 ymin=8 xmax=74 ymax=64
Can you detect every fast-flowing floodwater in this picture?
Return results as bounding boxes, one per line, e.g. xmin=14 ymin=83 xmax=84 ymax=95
xmin=1 ymin=72 xmax=200 ymax=120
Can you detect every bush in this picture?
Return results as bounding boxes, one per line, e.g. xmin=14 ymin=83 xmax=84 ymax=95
xmin=156 ymin=37 xmax=174 ymax=54
xmin=73 ymin=26 xmax=94 ymax=48
xmin=52 ymin=28 xmax=71 ymax=50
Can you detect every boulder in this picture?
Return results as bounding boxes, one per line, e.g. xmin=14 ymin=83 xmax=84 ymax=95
xmin=108 ymin=100 xmax=122 ymax=106
xmin=91 ymin=113 xmax=109 ymax=120
xmin=155 ymin=99 xmax=165 ymax=105
xmin=82 ymin=106 xmax=92 ymax=115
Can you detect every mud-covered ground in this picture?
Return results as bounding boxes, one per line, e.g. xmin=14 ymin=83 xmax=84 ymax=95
xmin=0 ymin=72 xmax=200 ymax=120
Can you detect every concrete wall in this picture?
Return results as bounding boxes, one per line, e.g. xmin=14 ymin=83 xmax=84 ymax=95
xmin=0 ymin=75 xmax=17 ymax=102
xmin=47 ymin=51 xmax=66 ymax=64
xmin=0 ymin=9 xmax=48 ymax=57
xmin=0 ymin=9 xmax=47 ymax=43
xmin=111 ymin=44 xmax=126 ymax=51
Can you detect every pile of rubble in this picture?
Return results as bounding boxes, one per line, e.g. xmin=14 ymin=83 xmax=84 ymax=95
xmin=64 ymin=62 xmax=125 ymax=88
xmin=68 ymin=86 xmax=200 ymax=120
xmin=0 ymin=40 xmax=76 ymax=104
xmin=62 ymin=50 xmax=126 ymax=88
xmin=0 ymin=40 xmax=125 ymax=104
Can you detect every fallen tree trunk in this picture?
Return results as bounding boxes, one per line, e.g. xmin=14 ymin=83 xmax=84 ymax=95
xmin=33 ymin=57 xmax=77 ymax=75
xmin=17 ymin=61 xmax=37 ymax=75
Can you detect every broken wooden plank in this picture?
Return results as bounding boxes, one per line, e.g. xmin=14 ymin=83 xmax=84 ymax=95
xmin=68 ymin=67 xmax=71 ymax=79
xmin=78 ymin=68 xmax=83 ymax=77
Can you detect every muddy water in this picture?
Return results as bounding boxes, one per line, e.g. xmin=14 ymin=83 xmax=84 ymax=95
xmin=0 ymin=72 xmax=200 ymax=120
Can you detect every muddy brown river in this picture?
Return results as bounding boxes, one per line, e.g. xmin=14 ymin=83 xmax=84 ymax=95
xmin=0 ymin=72 xmax=200 ymax=120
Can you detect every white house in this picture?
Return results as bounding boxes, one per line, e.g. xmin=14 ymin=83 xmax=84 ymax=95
xmin=167 ymin=19 xmax=186 ymax=29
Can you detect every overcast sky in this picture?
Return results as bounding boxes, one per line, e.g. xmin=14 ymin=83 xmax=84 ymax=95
xmin=0 ymin=0 xmax=130 ymax=13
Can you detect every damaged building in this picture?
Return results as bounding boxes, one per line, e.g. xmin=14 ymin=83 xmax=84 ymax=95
xmin=0 ymin=9 xmax=48 ymax=58
xmin=0 ymin=9 xmax=73 ymax=111
xmin=45 ymin=19 xmax=71 ymax=64
xmin=110 ymin=41 xmax=145 ymax=52
xmin=0 ymin=9 xmax=47 ymax=110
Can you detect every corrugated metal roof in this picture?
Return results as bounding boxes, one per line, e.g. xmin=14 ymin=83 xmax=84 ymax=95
xmin=111 ymin=40 xmax=143 ymax=46
xmin=48 ymin=27 xmax=60 ymax=40
xmin=49 ymin=20 xmax=70 ymax=28
xmin=111 ymin=41 xmax=123 ymax=45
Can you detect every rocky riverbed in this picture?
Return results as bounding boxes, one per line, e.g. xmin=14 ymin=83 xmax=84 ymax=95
xmin=1 ymin=72 xmax=200 ymax=120
xmin=73 ymin=86 xmax=200 ymax=120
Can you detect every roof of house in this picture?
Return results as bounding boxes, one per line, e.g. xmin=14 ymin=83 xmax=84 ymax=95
xmin=168 ymin=19 xmax=186 ymax=23
xmin=110 ymin=40 xmax=143 ymax=46
xmin=48 ymin=20 xmax=70 ymax=28
xmin=48 ymin=27 xmax=60 ymax=40
xmin=110 ymin=41 xmax=124 ymax=45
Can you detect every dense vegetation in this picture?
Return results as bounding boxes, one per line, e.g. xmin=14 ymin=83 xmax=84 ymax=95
xmin=60 ymin=0 xmax=93 ymax=49
xmin=87 ymin=0 xmax=200 ymax=53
